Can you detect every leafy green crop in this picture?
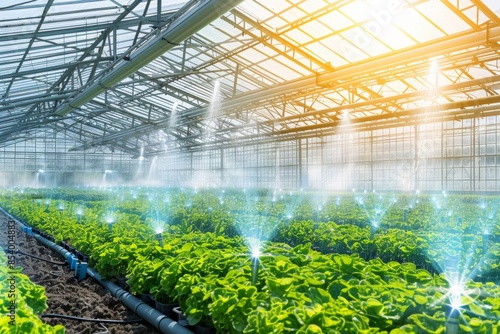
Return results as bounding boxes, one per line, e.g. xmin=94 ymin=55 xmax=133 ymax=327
xmin=2 ymin=188 xmax=500 ymax=333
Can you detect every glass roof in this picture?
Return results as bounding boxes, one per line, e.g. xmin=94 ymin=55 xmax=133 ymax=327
xmin=1 ymin=0 xmax=500 ymax=155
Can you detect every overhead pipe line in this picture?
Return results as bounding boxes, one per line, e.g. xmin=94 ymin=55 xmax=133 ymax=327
xmin=54 ymin=0 xmax=244 ymax=117
xmin=176 ymin=103 xmax=500 ymax=153
xmin=153 ymin=73 xmax=500 ymax=143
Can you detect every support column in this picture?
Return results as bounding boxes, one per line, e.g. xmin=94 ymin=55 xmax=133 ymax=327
xmin=414 ymin=125 xmax=418 ymax=192
xmin=298 ymin=139 xmax=303 ymax=190
xmin=370 ymin=131 xmax=374 ymax=191
xmin=275 ymin=146 xmax=280 ymax=190
xmin=189 ymin=151 xmax=193 ymax=184
xmin=472 ymin=118 xmax=476 ymax=191
xmin=220 ymin=148 xmax=224 ymax=187
xmin=441 ymin=121 xmax=444 ymax=191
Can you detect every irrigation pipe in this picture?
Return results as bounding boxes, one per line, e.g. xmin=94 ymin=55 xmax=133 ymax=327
xmin=1 ymin=208 xmax=194 ymax=334
xmin=85 ymin=267 xmax=193 ymax=334
xmin=41 ymin=314 xmax=143 ymax=324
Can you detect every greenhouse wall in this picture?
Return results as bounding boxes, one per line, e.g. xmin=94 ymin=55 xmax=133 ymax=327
xmin=1 ymin=117 xmax=499 ymax=192
xmin=158 ymin=116 xmax=500 ymax=192
xmin=0 ymin=130 xmax=141 ymax=187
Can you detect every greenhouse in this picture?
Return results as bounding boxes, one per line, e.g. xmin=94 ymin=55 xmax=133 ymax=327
xmin=1 ymin=0 xmax=500 ymax=333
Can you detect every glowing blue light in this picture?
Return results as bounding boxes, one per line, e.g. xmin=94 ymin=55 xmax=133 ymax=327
xmin=247 ymin=237 xmax=262 ymax=259
xmin=448 ymin=282 xmax=465 ymax=312
xmin=105 ymin=213 xmax=115 ymax=224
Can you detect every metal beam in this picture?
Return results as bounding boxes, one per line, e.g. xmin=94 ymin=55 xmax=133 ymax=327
xmin=0 ymin=58 xmax=114 ymax=81
xmin=54 ymin=0 xmax=244 ymax=117
xmin=0 ymin=93 xmax=73 ymax=112
xmin=471 ymin=0 xmax=500 ymax=26
xmin=0 ymin=13 xmax=174 ymax=43
xmin=230 ymin=9 xmax=335 ymax=72
xmin=3 ymin=0 xmax=55 ymax=98
xmin=260 ymin=73 xmax=500 ymax=126
xmin=173 ymin=103 xmax=500 ymax=153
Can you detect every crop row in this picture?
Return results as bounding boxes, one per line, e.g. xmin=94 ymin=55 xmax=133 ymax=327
xmin=1 ymin=188 xmax=500 ymax=333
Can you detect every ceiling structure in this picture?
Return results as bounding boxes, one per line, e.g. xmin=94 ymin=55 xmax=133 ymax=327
xmin=1 ymin=0 xmax=500 ymax=157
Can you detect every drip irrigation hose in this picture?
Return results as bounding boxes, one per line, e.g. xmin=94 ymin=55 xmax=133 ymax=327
xmin=40 ymin=314 xmax=144 ymax=324
xmin=16 ymin=249 xmax=67 ymax=265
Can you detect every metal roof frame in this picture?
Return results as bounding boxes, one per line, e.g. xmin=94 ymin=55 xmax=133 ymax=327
xmin=1 ymin=0 xmax=500 ymax=158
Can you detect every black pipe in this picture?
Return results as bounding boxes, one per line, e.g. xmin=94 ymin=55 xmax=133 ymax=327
xmin=41 ymin=314 xmax=143 ymax=324
xmin=86 ymin=267 xmax=193 ymax=334
xmin=15 ymin=249 xmax=66 ymax=265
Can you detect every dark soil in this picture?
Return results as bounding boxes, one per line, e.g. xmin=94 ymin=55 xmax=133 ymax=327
xmin=0 ymin=213 xmax=161 ymax=334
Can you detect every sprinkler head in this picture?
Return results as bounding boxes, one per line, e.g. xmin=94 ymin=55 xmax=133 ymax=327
xmin=370 ymin=224 xmax=377 ymax=239
xmin=483 ymin=232 xmax=490 ymax=255
xmin=251 ymin=248 xmax=260 ymax=259
xmin=251 ymin=254 xmax=260 ymax=286
xmin=156 ymin=232 xmax=164 ymax=247
xmin=105 ymin=215 xmax=115 ymax=231
xmin=445 ymin=255 xmax=459 ymax=274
